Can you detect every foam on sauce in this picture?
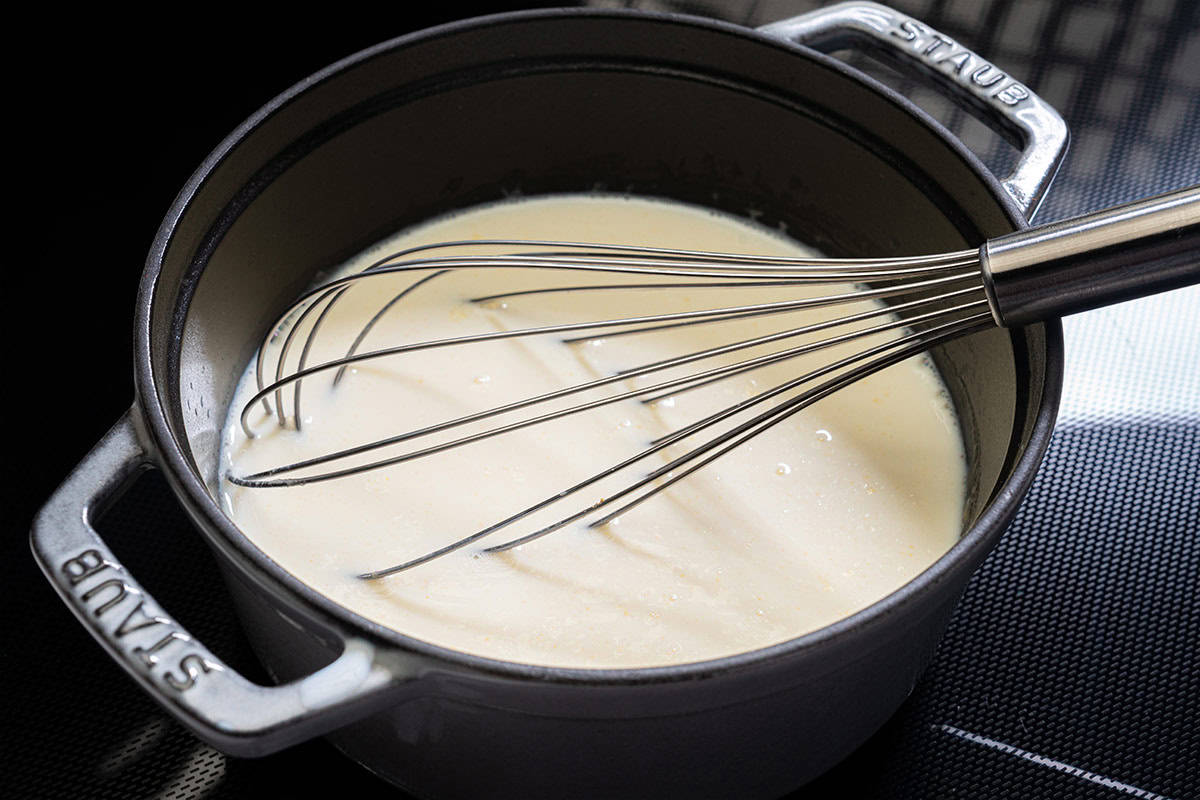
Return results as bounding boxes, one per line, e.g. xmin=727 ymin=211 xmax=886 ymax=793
xmin=220 ymin=194 xmax=965 ymax=668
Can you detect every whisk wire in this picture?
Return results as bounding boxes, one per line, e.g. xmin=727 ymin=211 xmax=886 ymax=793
xmin=355 ymin=310 xmax=992 ymax=578
xmin=234 ymin=285 xmax=986 ymax=483
xmin=548 ymin=315 xmax=994 ymax=536
xmin=243 ymin=265 xmax=979 ymax=438
xmin=233 ymin=239 xmax=996 ymax=579
xmin=254 ymin=240 xmax=976 ymax=422
xmin=234 ymin=298 xmax=978 ymax=486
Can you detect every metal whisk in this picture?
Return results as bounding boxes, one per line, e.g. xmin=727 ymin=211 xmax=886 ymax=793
xmin=229 ymin=186 xmax=1200 ymax=578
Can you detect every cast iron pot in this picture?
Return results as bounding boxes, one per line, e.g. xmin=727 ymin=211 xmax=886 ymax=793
xmin=32 ymin=3 xmax=1068 ymax=797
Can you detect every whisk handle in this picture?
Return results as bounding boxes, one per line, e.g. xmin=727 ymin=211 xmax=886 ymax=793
xmin=982 ymin=185 xmax=1200 ymax=327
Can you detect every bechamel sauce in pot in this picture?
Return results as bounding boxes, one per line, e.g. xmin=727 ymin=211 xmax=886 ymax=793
xmin=219 ymin=194 xmax=965 ymax=668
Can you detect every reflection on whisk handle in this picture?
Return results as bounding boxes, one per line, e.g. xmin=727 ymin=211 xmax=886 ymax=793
xmin=982 ymin=185 xmax=1200 ymax=327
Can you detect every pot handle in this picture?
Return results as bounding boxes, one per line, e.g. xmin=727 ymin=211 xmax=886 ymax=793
xmin=30 ymin=410 xmax=407 ymax=757
xmin=758 ymin=1 xmax=1069 ymax=218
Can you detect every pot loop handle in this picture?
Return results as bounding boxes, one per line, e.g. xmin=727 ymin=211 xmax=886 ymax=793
xmin=30 ymin=410 xmax=407 ymax=757
xmin=759 ymin=1 xmax=1069 ymax=219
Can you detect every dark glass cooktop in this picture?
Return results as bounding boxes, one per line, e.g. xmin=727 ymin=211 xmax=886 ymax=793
xmin=11 ymin=1 xmax=1197 ymax=798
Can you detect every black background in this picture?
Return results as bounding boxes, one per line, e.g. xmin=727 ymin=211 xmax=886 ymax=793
xmin=20 ymin=4 xmax=559 ymax=510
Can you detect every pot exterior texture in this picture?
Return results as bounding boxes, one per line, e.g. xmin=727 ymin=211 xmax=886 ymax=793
xmin=222 ymin=551 xmax=969 ymax=798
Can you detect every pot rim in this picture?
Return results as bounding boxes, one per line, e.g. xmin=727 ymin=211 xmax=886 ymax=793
xmin=134 ymin=6 xmax=1064 ymax=686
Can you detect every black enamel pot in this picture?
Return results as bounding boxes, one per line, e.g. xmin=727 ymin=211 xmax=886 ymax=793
xmin=32 ymin=3 xmax=1067 ymax=797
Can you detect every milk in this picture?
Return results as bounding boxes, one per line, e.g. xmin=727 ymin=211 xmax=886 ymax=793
xmin=219 ymin=194 xmax=965 ymax=668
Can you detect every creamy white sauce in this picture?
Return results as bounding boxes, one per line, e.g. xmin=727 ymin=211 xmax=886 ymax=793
xmin=220 ymin=194 xmax=965 ymax=668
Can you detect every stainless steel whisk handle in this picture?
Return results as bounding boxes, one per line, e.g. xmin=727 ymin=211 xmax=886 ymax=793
xmin=981 ymin=185 xmax=1200 ymax=327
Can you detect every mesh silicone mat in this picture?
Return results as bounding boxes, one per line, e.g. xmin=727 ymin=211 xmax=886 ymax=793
xmin=11 ymin=1 xmax=1198 ymax=797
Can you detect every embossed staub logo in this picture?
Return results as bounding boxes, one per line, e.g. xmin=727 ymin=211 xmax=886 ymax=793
xmin=61 ymin=549 xmax=220 ymax=691
xmin=853 ymin=5 xmax=1032 ymax=106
